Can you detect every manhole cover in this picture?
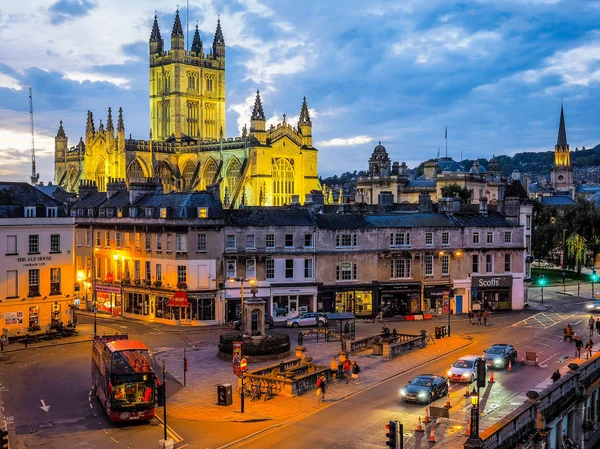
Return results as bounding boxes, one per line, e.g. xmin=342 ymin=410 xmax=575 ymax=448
xmin=15 ymin=424 xmax=37 ymax=435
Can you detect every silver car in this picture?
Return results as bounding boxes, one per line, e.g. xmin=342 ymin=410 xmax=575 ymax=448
xmin=447 ymin=355 xmax=482 ymax=383
xmin=285 ymin=312 xmax=327 ymax=328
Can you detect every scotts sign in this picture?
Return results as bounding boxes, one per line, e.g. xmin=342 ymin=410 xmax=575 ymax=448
xmin=471 ymin=275 xmax=513 ymax=288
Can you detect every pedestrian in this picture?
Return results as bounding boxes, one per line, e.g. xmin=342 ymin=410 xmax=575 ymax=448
xmin=564 ymin=323 xmax=573 ymax=342
xmin=0 ymin=338 xmax=3 ymax=352
xmin=343 ymin=359 xmax=352 ymax=384
xmin=330 ymin=357 xmax=339 ymax=383
xmin=575 ymin=335 xmax=583 ymax=358
xmin=24 ymin=334 xmax=28 ymax=348
xmin=375 ymin=309 xmax=383 ymax=322
xmin=477 ymin=311 xmax=482 ymax=326
xmin=586 ymin=339 xmax=594 ymax=359
xmin=351 ymin=361 xmax=361 ymax=385
xmin=551 ymin=369 xmax=561 ymax=383
xmin=596 ymin=318 xmax=600 ymax=336
xmin=468 ymin=310 xmax=474 ymax=325
xmin=589 ymin=316 xmax=595 ymax=337
xmin=316 ymin=373 xmax=327 ymax=402
xmin=483 ymin=310 xmax=489 ymax=326
xmin=392 ymin=328 xmax=397 ymax=338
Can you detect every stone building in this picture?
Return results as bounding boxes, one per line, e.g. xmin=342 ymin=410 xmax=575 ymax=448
xmin=54 ymin=10 xmax=319 ymax=208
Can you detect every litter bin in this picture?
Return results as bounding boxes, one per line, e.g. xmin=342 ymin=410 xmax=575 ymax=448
xmin=217 ymin=383 xmax=233 ymax=406
xmin=435 ymin=326 xmax=441 ymax=339
xmin=442 ymin=325 xmax=448 ymax=337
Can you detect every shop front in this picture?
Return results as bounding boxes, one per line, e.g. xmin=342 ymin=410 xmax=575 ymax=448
xmin=318 ymin=285 xmax=375 ymax=317
xmin=223 ymin=284 xmax=271 ymax=322
xmin=271 ymin=286 xmax=317 ymax=319
xmin=95 ymin=284 xmax=122 ymax=316
xmin=378 ymin=283 xmax=422 ymax=316
xmin=471 ymin=275 xmax=513 ymax=311
xmin=123 ymin=290 xmax=153 ymax=320
xmin=188 ymin=292 xmax=217 ymax=322
xmin=423 ymin=285 xmax=452 ymax=314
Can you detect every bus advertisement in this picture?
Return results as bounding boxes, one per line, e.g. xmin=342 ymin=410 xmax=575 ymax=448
xmin=92 ymin=335 xmax=157 ymax=422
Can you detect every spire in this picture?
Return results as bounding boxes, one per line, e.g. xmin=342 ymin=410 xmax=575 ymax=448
xmin=56 ymin=120 xmax=66 ymax=138
xmin=298 ymin=96 xmax=312 ymax=126
xmin=251 ymin=90 xmax=265 ymax=120
xmin=172 ymin=9 xmax=184 ymax=37
xmin=106 ymin=107 xmax=114 ymax=132
xmin=191 ymin=23 xmax=203 ymax=54
xmin=117 ymin=107 xmax=124 ymax=132
xmin=213 ymin=17 xmax=225 ymax=45
xmin=86 ymin=110 xmax=95 ymax=135
xmin=242 ymin=123 xmax=247 ymax=138
xmin=150 ymin=14 xmax=162 ymax=41
xmin=557 ymin=103 xmax=567 ymax=147
xmin=98 ymin=119 xmax=104 ymax=133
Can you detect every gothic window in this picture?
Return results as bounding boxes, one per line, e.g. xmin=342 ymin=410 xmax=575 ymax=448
xmin=188 ymin=75 xmax=196 ymax=90
xmin=225 ymin=158 xmax=241 ymax=200
xmin=164 ymin=100 xmax=171 ymax=137
xmin=182 ymin=160 xmax=196 ymax=191
xmin=272 ymin=158 xmax=295 ymax=206
xmin=95 ymin=157 xmax=106 ymax=192
xmin=206 ymin=76 xmax=213 ymax=92
xmin=127 ymin=159 xmax=145 ymax=183
xmin=68 ymin=168 xmax=79 ymax=191
xmin=203 ymin=159 xmax=218 ymax=189
xmin=157 ymin=161 xmax=176 ymax=193
xmin=204 ymin=103 xmax=216 ymax=140
xmin=187 ymin=101 xmax=199 ymax=137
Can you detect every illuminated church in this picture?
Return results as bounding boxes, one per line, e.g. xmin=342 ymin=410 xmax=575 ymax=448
xmin=550 ymin=104 xmax=574 ymax=193
xmin=54 ymin=10 xmax=319 ymax=207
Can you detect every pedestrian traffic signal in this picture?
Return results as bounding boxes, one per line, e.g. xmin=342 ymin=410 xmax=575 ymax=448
xmin=1 ymin=429 xmax=8 ymax=449
xmin=538 ymin=275 xmax=546 ymax=287
xmin=156 ymin=383 xmax=166 ymax=407
xmin=592 ymin=271 xmax=599 ymax=283
xmin=385 ymin=420 xmax=399 ymax=448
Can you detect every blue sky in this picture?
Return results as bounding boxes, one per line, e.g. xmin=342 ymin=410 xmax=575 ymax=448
xmin=2 ymin=0 xmax=600 ymax=182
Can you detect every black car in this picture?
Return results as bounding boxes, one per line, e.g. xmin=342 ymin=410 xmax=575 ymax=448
xmin=483 ymin=344 xmax=517 ymax=369
xmin=233 ymin=313 xmax=274 ymax=330
xmin=400 ymin=374 xmax=448 ymax=404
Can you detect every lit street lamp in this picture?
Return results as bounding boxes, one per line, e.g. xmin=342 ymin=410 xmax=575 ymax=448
xmin=465 ymin=387 xmax=483 ymax=448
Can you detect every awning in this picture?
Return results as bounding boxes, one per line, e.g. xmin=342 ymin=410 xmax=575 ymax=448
xmin=167 ymin=291 xmax=189 ymax=307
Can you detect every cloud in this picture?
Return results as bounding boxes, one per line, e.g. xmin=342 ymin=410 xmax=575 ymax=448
xmin=0 ymin=73 xmax=22 ymax=90
xmin=317 ymin=136 xmax=375 ymax=147
xmin=63 ymin=72 xmax=130 ymax=88
xmin=48 ymin=0 xmax=97 ymax=25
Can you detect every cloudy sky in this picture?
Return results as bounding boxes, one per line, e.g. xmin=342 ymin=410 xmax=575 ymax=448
xmin=2 ymin=0 xmax=600 ymax=182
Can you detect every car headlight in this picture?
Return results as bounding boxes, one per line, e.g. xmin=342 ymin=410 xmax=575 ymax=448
xmin=447 ymin=370 xmax=453 ymax=377
xmin=400 ymin=389 xmax=406 ymax=397
xmin=462 ymin=372 xmax=471 ymax=378
xmin=418 ymin=391 xmax=428 ymax=399
xmin=587 ymin=305 xmax=594 ymax=309
xmin=494 ymin=358 xmax=504 ymax=366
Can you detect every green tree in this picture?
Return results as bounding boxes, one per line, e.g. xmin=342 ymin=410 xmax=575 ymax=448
xmin=565 ymin=233 xmax=588 ymax=274
xmin=440 ymin=183 xmax=472 ymax=203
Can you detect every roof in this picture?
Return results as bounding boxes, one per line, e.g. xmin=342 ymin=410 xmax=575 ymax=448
xmin=557 ymin=104 xmax=568 ymax=147
xmin=106 ymin=340 xmax=150 ymax=352
xmin=225 ymin=208 xmax=314 ymax=227
xmin=0 ymin=182 xmax=63 ymax=207
xmin=134 ymin=191 xmax=219 ymax=208
xmin=73 ymin=192 xmax=107 ymax=209
xmin=505 ymin=180 xmax=528 ymax=199
xmin=406 ymin=180 xmax=436 ymax=188
xmin=36 ymin=184 xmax=68 ymax=197
xmin=540 ymin=195 xmax=577 ymax=206
xmin=437 ymin=157 xmax=461 ymax=173
xmin=452 ymin=212 xmax=516 ymax=228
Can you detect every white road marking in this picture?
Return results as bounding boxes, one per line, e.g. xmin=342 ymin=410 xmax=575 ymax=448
xmin=40 ymin=399 xmax=50 ymax=412
xmin=540 ymin=353 xmax=559 ymax=365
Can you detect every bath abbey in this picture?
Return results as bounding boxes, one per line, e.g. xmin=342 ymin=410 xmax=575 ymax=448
xmin=53 ymin=10 xmax=319 ymax=207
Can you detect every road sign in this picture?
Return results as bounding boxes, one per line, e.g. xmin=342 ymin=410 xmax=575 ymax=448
xmin=233 ymin=341 xmax=242 ymax=360
xmin=429 ymin=406 xmax=450 ymax=419
xmin=240 ymin=358 xmax=248 ymax=372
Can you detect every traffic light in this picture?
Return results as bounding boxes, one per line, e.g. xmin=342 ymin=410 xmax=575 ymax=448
xmin=385 ymin=420 xmax=399 ymax=449
xmin=592 ymin=270 xmax=599 ymax=283
xmin=538 ymin=275 xmax=546 ymax=287
xmin=1 ymin=429 xmax=8 ymax=449
xmin=476 ymin=358 xmax=486 ymax=389
xmin=156 ymin=383 xmax=166 ymax=407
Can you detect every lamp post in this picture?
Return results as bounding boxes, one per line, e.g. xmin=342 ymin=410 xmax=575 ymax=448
xmin=440 ymin=250 xmax=462 ymax=337
xmin=466 ymin=387 xmax=483 ymax=447
xmin=562 ymin=271 xmax=566 ymax=294
xmin=592 ymin=270 xmax=599 ymax=299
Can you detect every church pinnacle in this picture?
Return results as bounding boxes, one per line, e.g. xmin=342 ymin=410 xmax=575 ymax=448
xmin=117 ymin=107 xmax=124 ymax=132
xmin=557 ymin=103 xmax=567 ymax=147
xmin=172 ymin=9 xmax=184 ymax=37
xmin=298 ymin=96 xmax=312 ymax=126
xmin=214 ymin=17 xmax=225 ymax=45
xmin=56 ymin=120 xmax=66 ymax=138
xmin=191 ymin=23 xmax=203 ymax=54
xmin=252 ymin=90 xmax=265 ymax=120
xmin=86 ymin=110 xmax=95 ymax=135
xmin=150 ymin=14 xmax=162 ymax=41
xmin=106 ymin=107 xmax=114 ymax=132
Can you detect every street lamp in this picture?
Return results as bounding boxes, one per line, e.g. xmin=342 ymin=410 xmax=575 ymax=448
xmin=468 ymin=387 xmax=481 ymax=442
xmin=592 ymin=270 xmax=599 ymax=299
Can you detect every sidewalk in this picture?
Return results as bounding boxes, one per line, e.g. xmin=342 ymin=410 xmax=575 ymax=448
xmin=155 ymin=334 xmax=472 ymax=422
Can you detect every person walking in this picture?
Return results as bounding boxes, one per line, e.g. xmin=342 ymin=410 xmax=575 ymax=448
xmin=342 ymin=359 xmax=352 ymax=384
xmin=330 ymin=357 xmax=339 ymax=383
xmin=351 ymin=361 xmax=361 ymax=385
xmin=575 ymin=335 xmax=583 ymax=358
xmin=589 ymin=316 xmax=595 ymax=337
xmin=596 ymin=318 xmax=600 ymax=336
xmin=316 ymin=373 xmax=327 ymax=402
xmin=586 ymin=339 xmax=594 ymax=359
xmin=477 ymin=310 xmax=482 ymax=326
xmin=468 ymin=310 xmax=474 ymax=325
xmin=551 ymin=369 xmax=561 ymax=383
xmin=564 ymin=323 xmax=573 ymax=342
xmin=483 ymin=310 xmax=489 ymax=327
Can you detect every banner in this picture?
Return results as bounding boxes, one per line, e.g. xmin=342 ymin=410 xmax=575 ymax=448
xmin=167 ymin=291 xmax=190 ymax=307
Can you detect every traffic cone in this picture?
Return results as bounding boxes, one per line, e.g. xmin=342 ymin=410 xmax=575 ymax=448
xmin=508 ymin=360 xmax=513 ymax=372
xmin=444 ymin=392 xmax=452 ymax=408
xmin=464 ymin=385 xmax=470 ymax=397
xmin=416 ymin=417 xmax=425 ymax=433
xmin=465 ymin=420 xmax=471 ymax=436
xmin=489 ymin=370 xmax=495 ymax=383
xmin=423 ymin=407 xmax=431 ymax=423
xmin=521 ymin=355 xmax=525 ymax=365
xmin=428 ymin=426 xmax=437 ymax=443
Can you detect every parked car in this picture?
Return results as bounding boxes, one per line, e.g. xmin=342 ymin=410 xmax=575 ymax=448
xmin=285 ymin=312 xmax=327 ymax=328
xmin=400 ymin=374 xmax=448 ymax=404
xmin=483 ymin=344 xmax=517 ymax=369
xmin=232 ymin=313 xmax=274 ymax=330
xmin=447 ymin=355 xmax=484 ymax=383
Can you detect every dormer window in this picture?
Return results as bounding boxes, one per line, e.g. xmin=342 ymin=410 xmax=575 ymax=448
xmin=25 ymin=207 xmax=36 ymax=218
xmin=46 ymin=207 xmax=58 ymax=217
xmin=129 ymin=207 xmax=137 ymax=218
xmin=145 ymin=208 xmax=153 ymax=218
xmin=87 ymin=208 xmax=94 ymax=217
xmin=198 ymin=207 xmax=208 ymax=218
xmin=160 ymin=208 xmax=167 ymax=218
xmin=117 ymin=208 xmax=123 ymax=218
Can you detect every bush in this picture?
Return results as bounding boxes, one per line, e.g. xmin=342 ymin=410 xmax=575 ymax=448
xmin=218 ymin=332 xmax=290 ymax=356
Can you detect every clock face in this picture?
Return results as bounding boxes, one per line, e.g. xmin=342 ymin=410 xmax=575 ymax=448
xmin=558 ymin=175 xmax=564 ymax=181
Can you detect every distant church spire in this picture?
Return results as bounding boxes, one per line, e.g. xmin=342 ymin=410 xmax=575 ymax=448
xmin=172 ymin=9 xmax=184 ymax=37
xmin=56 ymin=120 xmax=66 ymax=138
xmin=117 ymin=107 xmax=124 ymax=132
xmin=252 ymin=90 xmax=265 ymax=120
xmin=298 ymin=96 xmax=312 ymax=126
xmin=214 ymin=17 xmax=225 ymax=45
xmin=86 ymin=110 xmax=95 ymax=135
xmin=191 ymin=23 xmax=203 ymax=54
xmin=106 ymin=107 xmax=114 ymax=132
xmin=151 ymin=14 xmax=162 ymax=40
xmin=557 ymin=103 xmax=568 ymax=147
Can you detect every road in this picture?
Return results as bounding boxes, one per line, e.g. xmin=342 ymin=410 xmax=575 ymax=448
xmin=0 ymin=293 xmax=596 ymax=449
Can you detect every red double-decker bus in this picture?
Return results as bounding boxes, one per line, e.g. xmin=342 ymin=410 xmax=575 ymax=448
xmin=92 ymin=335 xmax=157 ymax=422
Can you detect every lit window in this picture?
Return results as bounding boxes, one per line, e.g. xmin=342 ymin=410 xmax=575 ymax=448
xmin=198 ymin=207 xmax=208 ymax=218
xmin=336 ymin=261 xmax=357 ymax=281
xmin=160 ymin=208 xmax=167 ymax=218
xmin=50 ymin=268 xmax=61 ymax=295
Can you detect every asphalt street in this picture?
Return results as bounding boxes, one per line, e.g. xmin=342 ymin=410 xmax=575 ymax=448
xmin=0 ymin=292 xmax=597 ymax=449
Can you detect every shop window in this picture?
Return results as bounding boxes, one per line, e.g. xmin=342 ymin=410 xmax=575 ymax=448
xmin=176 ymin=234 xmax=187 ymax=252
xmin=441 ymin=255 xmax=449 ymax=276
xmin=285 ymin=234 xmax=294 ymax=248
xmin=472 ymin=254 xmax=479 ymax=273
xmin=266 ymin=258 xmax=275 ymax=279
xmin=246 ymin=235 xmax=255 ymax=249
xmin=266 ymin=234 xmax=275 ymax=249
xmin=29 ymin=306 xmax=39 ymax=327
xmin=197 ymin=234 xmax=207 ymax=251
xmin=29 ymin=234 xmax=39 ymax=254
xmin=177 ymin=265 xmax=187 ymax=285
xmin=285 ymin=259 xmax=294 ymax=278
xmin=336 ymin=261 xmax=357 ymax=281
xmin=226 ymin=235 xmax=236 ymax=250
xmin=336 ymin=233 xmax=358 ymax=248
xmin=304 ymin=234 xmax=314 ymax=248
xmin=390 ymin=232 xmax=411 ymax=247
xmin=156 ymin=264 xmax=162 ymax=281
xmin=486 ymin=232 xmax=493 ymax=244
xmin=246 ymin=259 xmax=256 ymax=279
xmin=472 ymin=232 xmax=480 ymax=245
xmin=304 ymin=259 xmax=313 ymax=278
xmin=425 ymin=255 xmax=434 ymax=276
xmin=6 ymin=235 xmax=17 ymax=254
xmin=156 ymin=234 xmax=162 ymax=251
xmin=226 ymin=260 xmax=236 ymax=278
xmin=504 ymin=231 xmax=512 ymax=243
xmin=486 ymin=254 xmax=493 ymax=273
xmin=425 ymin=232 xmax=433 ymax=246
xmin=442 ymin=231 xmax=449 ymax=246
xmin=505 ymin=254 xmax=511 ymax=272
xmin=28 ymin=269 xmax=40 ymax=297
xmin=145 ymin=261 xmax=151 ymax=281
xmin=116 ymin=232 xmax=121 ymax=247
xmin=6 ymin=270 xmax=18 ymax=297
xmin=391 ymin=258 xmax=411 ymax=279
xmin=134 ymin=261 xmax=140 ymax=280
xmin=50 ymin=268 xmax=61 ymax=295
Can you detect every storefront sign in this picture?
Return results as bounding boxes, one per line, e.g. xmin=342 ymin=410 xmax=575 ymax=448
xmin=96 ymin=285 xmax=122 ymax=294
xmin=17 ymin=255 xmax=53 ymax=267
xmin=471 ymin=276 xmax=513 ymax=288
xmin=424 ymin=286 xmax=451 ymax=298
xmin=4 ymin=311 xmax=23 ymax=325
xmin=192 ymin=293 xmax=216 ymax=300
xmin=380 ymin=284 xmax=421 ymax=292
xmin=167 ymin=291 xmax=190 ymax=307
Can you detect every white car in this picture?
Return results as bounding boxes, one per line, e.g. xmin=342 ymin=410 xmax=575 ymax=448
xmin=447 ymin=355 xmax=482 ymax=383
xmin=285 ymin=312 xmax=327 ymax=328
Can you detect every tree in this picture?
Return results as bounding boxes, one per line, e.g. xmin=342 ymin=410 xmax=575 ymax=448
xmin=565 ymin=233 xmax=588 ymax=274
xmin=440 ymin=183 xmax=472 ymax=203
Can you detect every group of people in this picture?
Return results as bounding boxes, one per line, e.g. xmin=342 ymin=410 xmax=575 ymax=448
xmin=467 ymin=309 xmax=490 ymax=326
xmin=317 ymin=356 xmax=362 ymax=402
xmin=564 ymin=321 xmax=594 ymax=359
